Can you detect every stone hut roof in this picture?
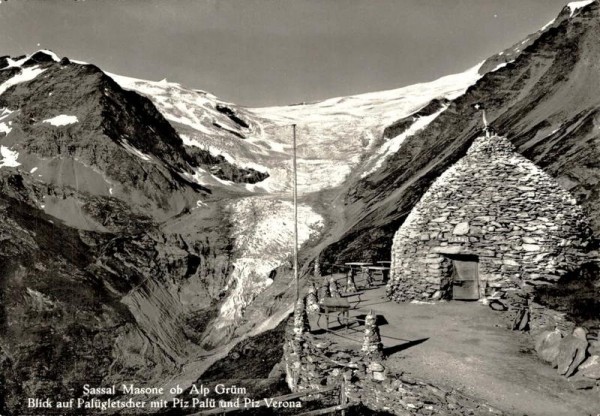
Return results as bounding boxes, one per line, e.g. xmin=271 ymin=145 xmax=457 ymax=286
xmin=387 ymin=135 xmax=593 ymax=302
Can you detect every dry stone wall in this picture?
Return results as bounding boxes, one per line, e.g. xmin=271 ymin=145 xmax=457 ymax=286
xmin=281 ymin=323 xmax=505 ymax=415
xmin=387 ymin=135 xmax=594 ymax=302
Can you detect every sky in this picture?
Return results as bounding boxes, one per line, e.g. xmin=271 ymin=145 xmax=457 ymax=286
xmin=0 ymin=0 xmax=570 ymax=106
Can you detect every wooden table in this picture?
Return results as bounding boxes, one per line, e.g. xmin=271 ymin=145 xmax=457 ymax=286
xmin=345 ymin=262 xmax=372 ymax=277
xmin=320 ymin=297 xmax=351 ymax=330
xmin=345 ymin=262 xmax=373 ymax=268
xmin=345 ymin=262 xmax=373 ymax=289
xmin=364 ymin=266 xmax=390 ymax=286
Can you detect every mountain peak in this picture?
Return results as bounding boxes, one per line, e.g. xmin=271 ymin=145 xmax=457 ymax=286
xmin=566 ymin=0 xmax=597 ymax=17
xmin=0 ymin=49 xmax=60 ymax=70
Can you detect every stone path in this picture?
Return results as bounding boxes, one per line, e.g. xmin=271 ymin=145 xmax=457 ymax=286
xmin=310 ymin=275 xmax=600 ymax=416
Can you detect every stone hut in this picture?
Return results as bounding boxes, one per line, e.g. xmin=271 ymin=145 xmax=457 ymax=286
xmin=387 ymin=135 xmax=594 ymax=302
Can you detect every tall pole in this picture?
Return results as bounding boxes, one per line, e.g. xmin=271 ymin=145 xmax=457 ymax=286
xmin=292 ymin=124 xmax=299 ymax=303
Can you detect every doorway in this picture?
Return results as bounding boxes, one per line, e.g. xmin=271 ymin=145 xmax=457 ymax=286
xmin=448 ymin=254 xmax=480 ymax=300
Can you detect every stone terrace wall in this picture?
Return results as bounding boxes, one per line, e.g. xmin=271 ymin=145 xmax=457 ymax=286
xmin=282 ymin=328 xmax=504 ymax=415
xmin=387 ymin=135 xmax=594 ymax=302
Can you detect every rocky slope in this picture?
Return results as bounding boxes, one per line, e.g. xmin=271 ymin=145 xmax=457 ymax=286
xmin=0 ymin=51 xmax=269 ymax=415
xmin=0 ymin=168 xmax=232 ymax=414
xmin=321 ymin=0 xmax=600 ymax=264
xmin=0 ymin=51 xmax=267 ymax=222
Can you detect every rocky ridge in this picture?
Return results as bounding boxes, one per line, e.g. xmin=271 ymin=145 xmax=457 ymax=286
xmin=321 ymin=0 xmax=600 ymax=265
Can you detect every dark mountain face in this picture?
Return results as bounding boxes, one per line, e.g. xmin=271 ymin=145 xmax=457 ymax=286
xmin=0 ymin=168 xmax=234 ymax=415
xmin=0 ymin=52 xmax=267 ymax=220
xmin=323 ymin=1 xmax=600 ymax=264
xmin=0 ymin=52 xmax=257 ymax=415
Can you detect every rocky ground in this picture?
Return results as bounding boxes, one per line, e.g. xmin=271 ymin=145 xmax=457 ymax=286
xmin=306 ymin=278 xmax=600 ymax=415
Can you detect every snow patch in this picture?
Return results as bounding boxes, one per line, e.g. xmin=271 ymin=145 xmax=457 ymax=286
xmin=567 ymin=0 xmax=595 ymax=17
xmin=42 ymin=114 xmax=78 ymax=126
xmin=2 ymin=55 xmax=29 ymax=69
xmin=120 ymin=141 xmax=152 ymax=161
xmin=491 ymin=60 xmax=515 ymax=72
xmin=70 ymin=59 xmax=90 ymax=65
xmin=183 ymin=166 xmax=234 ymax=187
xmin=30 ymin=167 xmax=38 ymax=173
xmin=0 ymin=146 xmax=20 ymax=168
xmin=0 ymin=108 xmax=13 ymax=120
xmin=0 ymin=122 xmax=11 ymax=135
xmin=0 ymin=66 xmax=46 ymax=96
xmin=541 ymin=19 xmax=556 ymax=31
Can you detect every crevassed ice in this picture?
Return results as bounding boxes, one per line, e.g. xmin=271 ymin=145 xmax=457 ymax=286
xmin=215 ymin=197 xmax=324 ymax=327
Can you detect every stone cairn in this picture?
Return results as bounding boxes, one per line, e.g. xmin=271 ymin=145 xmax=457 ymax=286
xmin=346 ymin=269 xmax=358 ymax=293
xmin=293 ymin=297 xmax=311 ymax=341
xmin=318 ymin=279 xmax=331 ymax=304
xmin=329 ymin=277 xmax=342 ymax=298
xmin=314 ymin=254 xmax=322 ymax=278
xmin=282 ymin=323 xmax=506 ymax=414
xmin=361 ymin=310 xmax=384 ymax=360
xmin=306 ymin=283 xmax=321 ymax=315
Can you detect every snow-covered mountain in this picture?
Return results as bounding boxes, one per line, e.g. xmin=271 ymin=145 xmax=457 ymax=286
xmin=107 ymin=62 xmax=483 ymax=195
xmin=2 ymin=1 xmax=600 ymax=414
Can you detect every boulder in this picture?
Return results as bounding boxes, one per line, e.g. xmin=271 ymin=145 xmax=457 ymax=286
xmin=535 ymin=329 xmax=562 ymax=364
xmin=589 ymin=340 xmax=600 ymax=356
xmin=372 ymin=371 xmax=386 ymax=381
xmin=573 ymin=327 xmax=587 ymax=341
xmin=554 ymin=335 xmax=588 ymax=377
xmin=489 ymin=299 xmax=508 ymax=311
xmin=568 ymin=374 xmax=596 ymax=390
xmin=578 ymin=355 xmax=600 ymax=380
xmin=512 ymin=309 xmax=529 ymax=331
xmin=368 ymin=362 xmax=385 ymax=372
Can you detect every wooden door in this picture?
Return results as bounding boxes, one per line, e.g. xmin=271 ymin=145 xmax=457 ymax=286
xmin=451 ymin=257 xmax=479 ymax=300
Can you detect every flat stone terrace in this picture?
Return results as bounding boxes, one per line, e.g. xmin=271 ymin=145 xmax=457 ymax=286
xmin=308 ymin=273 xmax=600 ymax=416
